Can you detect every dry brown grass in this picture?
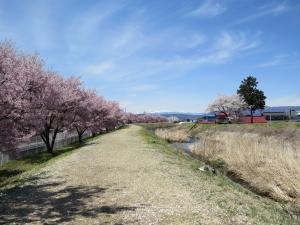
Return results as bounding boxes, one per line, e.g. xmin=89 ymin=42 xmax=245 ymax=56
xmin=191 ymin=131 xmax=300 ymax=204
xmin=155 ymin=128 xmax=190 ymax=142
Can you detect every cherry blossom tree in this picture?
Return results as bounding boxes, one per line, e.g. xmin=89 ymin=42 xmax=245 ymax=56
xmin=29 ymin=72 xmax=83 ymax=153
xmin=207 ymin=94 xmax=247 ymax=120
xmin=0 ymin=40 xmax=166 ymax=155
xmin=103 ymin=101 xmax=125 ymax=131
xmin=123 ymin=113 xmax=167 ymax=123
xmin=72 ymin=90 xmax=103 ymax=142
xmin=88 ymin=96 xmax=111 ymax=136
xmin=0 ymin=41 xmax=45 ymax=150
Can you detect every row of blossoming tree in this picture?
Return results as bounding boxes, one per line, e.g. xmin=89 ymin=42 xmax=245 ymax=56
xmin=0 ymin=41 xmax=166 ymax=154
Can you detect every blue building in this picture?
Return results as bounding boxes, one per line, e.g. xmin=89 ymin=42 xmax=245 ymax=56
xmin=262 ymin=106 xmax=300 ymax=120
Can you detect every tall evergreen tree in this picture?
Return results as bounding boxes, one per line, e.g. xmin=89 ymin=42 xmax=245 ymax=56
xmin=237 ymin=76 xmax=266 ymax=123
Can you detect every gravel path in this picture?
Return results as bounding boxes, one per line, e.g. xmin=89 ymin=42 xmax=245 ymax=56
xmin=0 ymin=125 xmax=296 ymax=224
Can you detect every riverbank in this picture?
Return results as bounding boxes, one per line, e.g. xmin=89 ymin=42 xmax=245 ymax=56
xmin=1 ymin=125 xmax=299 ymax=224
xmin=144 ymin=122 xmax=300 ymax=212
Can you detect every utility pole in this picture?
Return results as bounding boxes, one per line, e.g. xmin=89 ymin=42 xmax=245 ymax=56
xmin=266 ymin=106 xmax=271 ymax=125
xmin=290 ymin=108 xmax=295 ymax=119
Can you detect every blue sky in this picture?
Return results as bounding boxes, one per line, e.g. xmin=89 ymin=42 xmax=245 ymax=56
xmin=1 ymin=0 xmax=300 ymax=112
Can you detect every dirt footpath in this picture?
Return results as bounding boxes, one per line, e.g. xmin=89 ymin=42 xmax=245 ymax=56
xmin=0 ymin=125 xmax=297 ymax=224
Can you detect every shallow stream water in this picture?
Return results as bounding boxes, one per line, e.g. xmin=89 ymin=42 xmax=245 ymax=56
xmin=171 ymin=138 xmax=198 ymax=154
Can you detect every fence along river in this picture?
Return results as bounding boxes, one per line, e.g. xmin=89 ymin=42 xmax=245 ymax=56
xmin=0 ymin=130 xmax=92 ymax=165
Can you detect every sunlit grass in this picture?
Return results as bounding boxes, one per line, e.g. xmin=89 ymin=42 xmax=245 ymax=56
xmin=139 ymin=125 xmax=300 ymax=224
xmin=0 ymin=131 xmax=109 ymax=189
xmin=0 ymin=125 xmax=129 ymax=190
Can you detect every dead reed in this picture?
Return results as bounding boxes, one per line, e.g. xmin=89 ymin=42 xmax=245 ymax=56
xmin=191 ymin=131 xmax=300 ymax=204
xmin=155 ymin=128 xmax=190 ymax=142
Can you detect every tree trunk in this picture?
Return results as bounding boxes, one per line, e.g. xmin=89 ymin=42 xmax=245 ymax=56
xmin=77 ymin=130 xmax=86 ymax=143
xmin=50 ymin=129 xmax=58 ymax=152
xmin=251 ymin=110 xmax=254 ymax=123
xmin=41 ymin=132 xmax=53 ymax=153
xmin=40 ymin=128 xmax=58 ymax=154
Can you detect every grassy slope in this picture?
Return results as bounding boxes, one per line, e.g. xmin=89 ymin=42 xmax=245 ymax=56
xmin=0 ymin=132 xmax=114 ymax=190
xmin=0 ymin=125 xmax=129 ymax=190
xmin=143 ymin=120 xmax=300 ymax=130
xmin=188 ymin=121 xmax=300 ymax=138
xmin=140 ymin=124 xmax=300 ymax=223
xmin=0 ymin=125 xmax=299 ymax=224
xmin=0 ymin=144 xmax=80 ymax=190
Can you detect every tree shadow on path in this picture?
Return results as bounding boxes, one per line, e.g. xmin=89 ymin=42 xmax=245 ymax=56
xmin=0 ymin=174 xmax=138 ymax=224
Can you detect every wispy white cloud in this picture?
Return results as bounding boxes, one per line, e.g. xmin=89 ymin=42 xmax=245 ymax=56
xmin=112 ymin=26 xmax=139 ymax=49
xmin=131 ymin=84 xmax=157 ymax=92
xmin=110 ymin=24 xmax=146 ymax=58
xmin=258 ymin=2 xmax=289 ymax=15
xmin=235 ymin=2 xmax=289 ymax=24
xmin=211 ymin=32 xmax=260 ymax=58
xmin=28 ymin=2 xmax=55 ymax=49
xmin=256 ymin=54 xmax=289 ymax=68
xmin=174 ymin=34 xmax=207 ymax=49
xmin=268 ymin=95 xmax=300 ymax=106
xmin=69 ymin=3 xmax=123 ymax=37
xmin=149 ymin=31 xmax=260 ymax=67
xmin=66 ymin=2 xmax=125 ymax=54
xmin=77 ymin=20 xmax=210 ymax=81
xmin=0 ymin=1 xmax=55 ymax=50
xmin=100 ymin=31 xmax=261 ymax=85
xmin=188 ymin=0 xmax=226 ymax=17
xmin=83 ymin=61 xmax=115 ymax=76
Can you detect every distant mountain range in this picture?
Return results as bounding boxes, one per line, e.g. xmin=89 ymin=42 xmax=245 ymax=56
xmin=151 ymin=112 xmax=204 ymax=120
xmin=147 ymin=106 xmax=300 ymax=120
